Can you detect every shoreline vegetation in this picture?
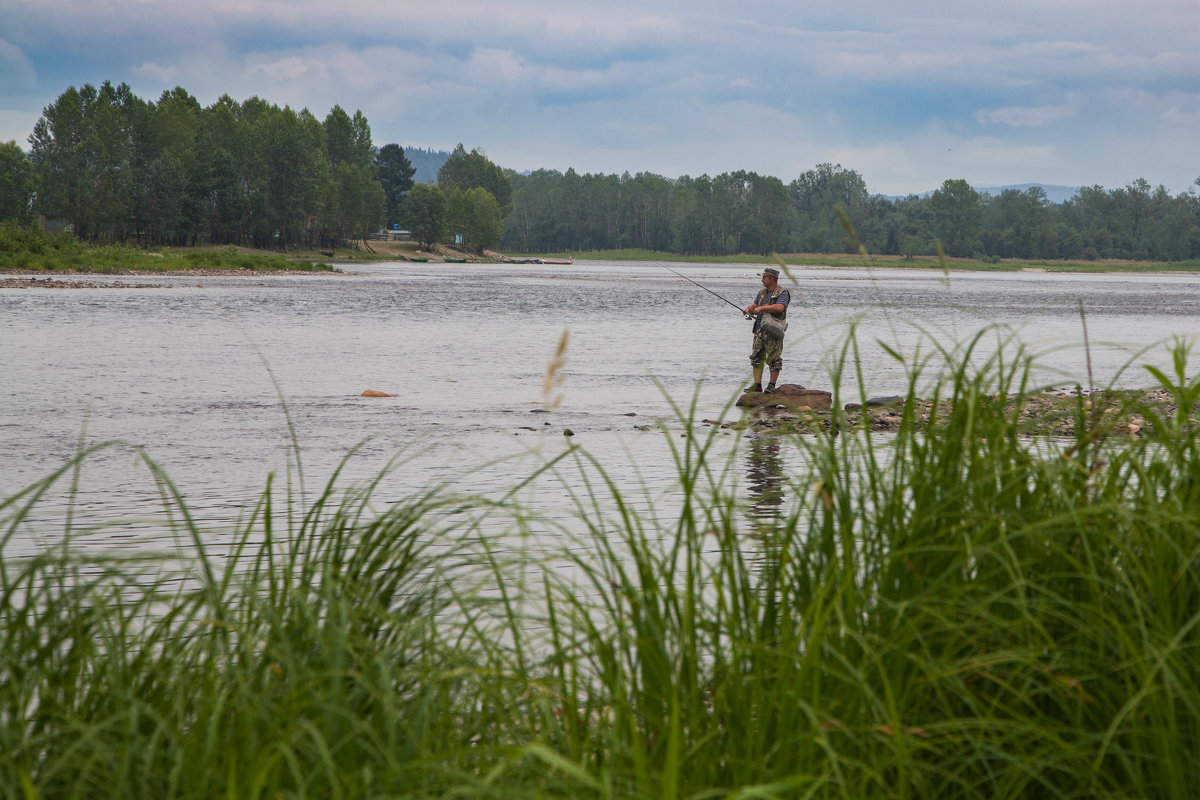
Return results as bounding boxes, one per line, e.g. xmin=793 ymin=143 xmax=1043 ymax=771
xmin=3 ymin=333 xmax=1200 ymax=797
xmin=5 ymin=223 xmax=1200 ymax=277
xmin=5 ymin=240 xmax=1200 ymax=278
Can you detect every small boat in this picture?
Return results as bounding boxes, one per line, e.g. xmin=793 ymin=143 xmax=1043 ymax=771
xmin=406 ymin=256 xmax=429 ymax=263
xmin=443 ymin=257 xmax=468 ymax=263
xmin=540 ymin=258 xmax=574 ymax=265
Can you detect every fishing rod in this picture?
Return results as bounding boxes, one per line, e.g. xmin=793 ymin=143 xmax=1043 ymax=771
xmin=664 ymin=266 xmax=753 ymax=319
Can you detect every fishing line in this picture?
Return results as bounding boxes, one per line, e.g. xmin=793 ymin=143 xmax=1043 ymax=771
xmin=663 ymin=265 xmax=753 ymax=319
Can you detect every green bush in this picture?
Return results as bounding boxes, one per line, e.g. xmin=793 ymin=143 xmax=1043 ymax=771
xmin=0 ymin=221 xmax=84 ymax=259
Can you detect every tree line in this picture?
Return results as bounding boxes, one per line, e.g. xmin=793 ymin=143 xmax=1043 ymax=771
xmin=4 ymin=82 xmax=1200 ymax=261
xmin=2 ymin=82 xmax=400 ymax=249
xmin=501 ymin=167 xmax=1200 ymax=261
xmin=1 ymin=83 xmax=513 ymax=254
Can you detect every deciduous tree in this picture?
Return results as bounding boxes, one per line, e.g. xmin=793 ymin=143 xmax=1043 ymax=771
xmin=29 ymin=81 xmax=141 ymax=240
xmin=0 ymin=141 xmax=37 ymax=223
xmin=447 ymin=186 xmax=503 ymax=254
xmin=403 ymin=183 xmax=447 ymax=250
xmin=437 ymin=144 xmax=511 ymax=212
xmin=930 ymin=179 xmax=982 ymax=257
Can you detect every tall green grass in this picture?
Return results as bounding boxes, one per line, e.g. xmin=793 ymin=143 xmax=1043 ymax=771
xmin=2 ymin=330 xmax=1199 ymax=798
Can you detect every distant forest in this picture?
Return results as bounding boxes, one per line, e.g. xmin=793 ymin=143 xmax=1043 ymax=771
xmin=499 ymin=169 xmax=1200 ymax=261
xmin=3 ymin=82 xmax=1199 ymax=261
xmin=403 ymin=147 xmax=450 ymax=185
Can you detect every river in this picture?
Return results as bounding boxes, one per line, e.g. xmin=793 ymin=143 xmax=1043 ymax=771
xmin=3 ymin=260 xmax=1199 ymax=555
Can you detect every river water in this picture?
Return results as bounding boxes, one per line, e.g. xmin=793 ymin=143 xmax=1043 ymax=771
xmin=3 ymin=260 xmax=1200 ymax=556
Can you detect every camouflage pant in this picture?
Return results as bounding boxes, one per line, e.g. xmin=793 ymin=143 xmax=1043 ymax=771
xmin=749 ymin=328 xmax=784 ymax=372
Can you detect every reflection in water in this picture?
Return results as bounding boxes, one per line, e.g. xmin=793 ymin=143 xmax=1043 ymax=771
xmin=742 ymin=431 xmax=791 ymax=614
xmin=744 ymin=432 xmax=785 ymax=535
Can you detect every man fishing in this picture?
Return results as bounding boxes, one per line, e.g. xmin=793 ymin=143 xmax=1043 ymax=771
xmin=742 ymin=266 xmax=790 ymax=394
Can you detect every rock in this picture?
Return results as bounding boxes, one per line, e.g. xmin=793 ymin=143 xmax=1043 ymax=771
xmin=360 ymin=389 xmax=395 ymax=397
xmin=563 ymin=428 xmax=575 ymax=437
xmin=844 ymin=395 xmax=904 ymax=411
xmin=736 ymin=383 xmax=832 ymax=410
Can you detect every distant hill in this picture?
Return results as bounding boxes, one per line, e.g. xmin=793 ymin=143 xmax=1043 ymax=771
xmin=891 ymin=183 xmax=1082 ymax=204
xmin=975 ymin=184 xmax=1082 ymax=204
xmin=403 ymin=147 xmax=451 ymax=185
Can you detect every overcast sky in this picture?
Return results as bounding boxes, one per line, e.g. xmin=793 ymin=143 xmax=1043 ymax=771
xmin=2 ymin=0 xmax=1198 ymax=196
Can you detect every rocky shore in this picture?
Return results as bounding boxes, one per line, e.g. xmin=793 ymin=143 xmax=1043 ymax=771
xmin=0 ymin=275 xmax=165 ymax=289
xmin=715 ymin=383 xmax=1184 ymax=438
xmin=0 ymin=267 xmax=348 ymax=289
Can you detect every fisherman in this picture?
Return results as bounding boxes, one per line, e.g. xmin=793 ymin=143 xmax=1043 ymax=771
xmin=742 ymin=266 xmax=791 ymax=394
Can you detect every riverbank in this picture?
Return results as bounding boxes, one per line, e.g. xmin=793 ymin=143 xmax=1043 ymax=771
xmin=562 ymin=248 xmax=1200 ymax=273
xmin=7 ymin=235 xmax=1200 ymax=275
xmin=353 ymin=245 xmax=1200 ymax=274
xmin=725 ymin=386 xmax=1190 ymax=438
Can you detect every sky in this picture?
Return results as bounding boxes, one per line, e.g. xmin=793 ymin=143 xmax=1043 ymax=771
xmin=2 ymin=0 xmax=1198 ymax=197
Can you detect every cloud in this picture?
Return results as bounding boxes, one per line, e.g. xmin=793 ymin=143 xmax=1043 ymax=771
xmin=0 ymin=38 xmax=37 ymax=90
xmin=976 ymin=103 xmax=1076 ymax=128
xmin=131 ymin=61 xmax=178 ymax=85
xmin=462 ymin=48 xmax=530 ymax=86
xmin=2 ymin=0 xmax=1198 ymax=194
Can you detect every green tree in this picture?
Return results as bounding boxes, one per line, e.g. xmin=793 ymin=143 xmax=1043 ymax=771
xmin=403 ymin=183 xmax=447 ymax=250
xmin=29 ymin=81 xmax=141 ymax=240
xmin=1112 ymin=178 xmax=1157 ymax=259
xmin=133 ymin=87 xmax=203 ymax=244
xmin=862 ymin=194 xmax=902 ymax=255
xmin=1157 ymin=184 xmax=1200 ymax=261
xmin=375 ymin=144 xmax=416 ymax=227
xmin=929 ymin=178 xmax=982 ymax=257
xmin=726 ymin=170 xmax=791 ymax=255
xmin=672 ymin=174 xmax=719 ymax=255
xmin=447 ymin=186 xmax=503 ymax=254
xmin=437 ymin=144 xmax=512 ymax=212
xmin=318 ymin=106 xmax=386 ymax=246
xmin=625 ymin=172 xmax=675 ymax=251
xmin=324 ymin=160 xmax=386 ymax=246
xmin=503 ymin=168 xmax=561 ymax=252
xmin=891 ymin=194 xmax=935 ymax=258
xmin=981 ymin=187 xmax=1051 ymax=258
xmin=323 ymin=106 xmax=374 ymax=168
xmin=248 ymin=104 xmax=325 ymax=249
xmin=195 ymin=94 xmax=252 ymax=245
xmin=555 ymin=167 xmax=590 ymax=250
xmin=323 ymin=105 xmax=355 ymax=167
xmin=0 ymin=141 xmax=38 ymax=223
xmin=1061 ymin=185 xmax=1116 ymax=258
xmin=788 ymin=164 xmax=870 ymax=252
